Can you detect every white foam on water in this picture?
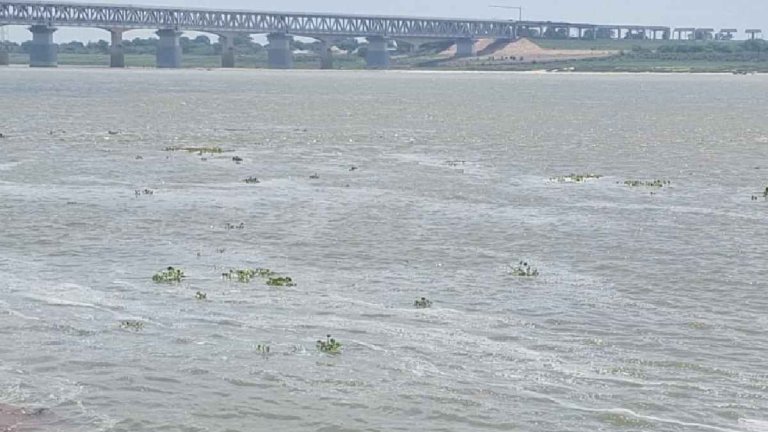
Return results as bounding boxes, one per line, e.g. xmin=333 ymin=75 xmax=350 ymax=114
xmin=741 ymin=419 xmax=768 ymax=432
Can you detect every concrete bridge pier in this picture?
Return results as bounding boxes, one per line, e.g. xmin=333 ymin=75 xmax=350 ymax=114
xmin=365 ymin=36 xmax=389 ymax=69
xmin=455 ymin=38 xmax=475 ymax=57
xmin=319 ymin=39 xmax=334 ymax=69
xmin=156 ymin=29 xmax=182 ymax=68
xmin=219 ymin=33 xmax=236 ymax=68
xmin=267 ymin=33 xmax=293 ymax=69
xmin=109 ymin=29 xmax=125 ymax=68
xmin=29 ymin=25 xmax=57 ymax=67
xmin=0 ymin=27 xmax=8 ymax=66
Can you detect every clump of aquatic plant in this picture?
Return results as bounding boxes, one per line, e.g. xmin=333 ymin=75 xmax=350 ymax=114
xmin=257 ymin=344 xmax=271 ymax=355
xmin=349 ymin=166 xmax=358 ymax=171
xmin=266 ymin=276 xmax=295 ymax=287
xmin=764 ymin=186 xmax=768 ymax=198
xmin=225 ymin=222 xmax=245 ymax=230
xmin=550 ymin=173 xmax=602 ymax=183
xmin=309 ymin=173 xmax=320 ymax=179
xmin=317 ymin=334 xmax=342 ymax=354
xmin=164 ymin=146 xmax=224 ymax=154
xmin=134 ymin=189 xmax=154 ymax=196
xmin=414 ymin=297 xmax=433 ymax=309
xmin=232 ymin=156 xmax=243 ymax=163
xmin=189 ymin=147 xmax=223 ymax=154
xmin=223 ymin=269 xmax=255 ymax=282
xmin=509 ymin=261 xmax=539 ymax=277
xmin=623 ymin=179 xmax=671 ymax=188
xmin=244 ymin=176 xmax=260 ymax=184
xmin=445 ymin=160 xmax=466 ymax=167
xmin=152 ymin=266 xmax=185 ymax=283
xmin=120 ymin=320 xmax=144 ymax=331
xmin=195 ymin=291 xmax=207 ymax=300
xmin=222 ymin=268 xmax=278 ymax=283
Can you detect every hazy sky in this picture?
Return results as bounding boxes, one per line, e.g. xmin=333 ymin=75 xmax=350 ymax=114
xmin=2 ymin=0 xmax=767 ymax=42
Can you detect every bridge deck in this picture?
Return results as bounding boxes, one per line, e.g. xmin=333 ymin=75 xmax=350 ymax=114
xmin=0 ymin=1 xmax=673 ymax=40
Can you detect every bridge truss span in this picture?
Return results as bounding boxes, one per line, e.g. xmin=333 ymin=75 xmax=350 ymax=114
xmin=0 ymin=1 xmax=517 ymax=38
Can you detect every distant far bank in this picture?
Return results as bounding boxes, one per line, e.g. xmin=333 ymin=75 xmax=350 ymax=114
xmin=4 ymin=38 xmax=768 ymax=74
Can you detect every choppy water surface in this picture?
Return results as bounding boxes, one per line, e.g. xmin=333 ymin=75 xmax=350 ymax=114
xmin=1 ymin=68 xmax=767 ymax=431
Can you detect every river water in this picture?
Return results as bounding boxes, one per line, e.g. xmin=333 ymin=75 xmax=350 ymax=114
xmin=0 ymin=68 xmax=767 ymax=431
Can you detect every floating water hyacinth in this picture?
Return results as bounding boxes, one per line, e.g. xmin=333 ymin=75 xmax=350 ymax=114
xmin=152 ymin=266 xmax=185 ymax=283
xmin=623 ymin=179 xmax=671 ymax=188
xmin=222 ymin=268 xmax=276 ymax=283
xmin=120 ymin=320 xmax=144 ymax=331
xmin=414 ymin=297 xmax=433 ymax=309
xmin=224 ymin=222 xmax=245 ymax=230
xmin=195 ymin=291 xmax=207 ymax=300
xmin=266 ymin=276 xmax=295 ymax=287
xmin=509 ymin=261 xmax=539 ymax=277
xmin=764 ymin=186 xmax=768 ymax=198
xmin=134 ymin=189 xmax=154 ymax=196
xmin=164 ymin=146 xmax=224 ymax=154
xmin=550 ymin=173 xmax=602 ymax=183
xmin=445 ymin=160 xmax=466 ymax=167
xmin=244 ymin=176 xmax=260 ymax=184
xmin=257 ymin=344 xmax=271 ymax=355
xmin=317 ymin=335 xmax=342 ymax=354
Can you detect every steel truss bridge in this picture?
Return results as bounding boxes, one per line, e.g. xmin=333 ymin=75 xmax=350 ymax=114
xmin=0 ymin=1 xmax=520 ymax=39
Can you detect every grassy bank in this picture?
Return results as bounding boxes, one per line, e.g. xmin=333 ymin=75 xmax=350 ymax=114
xmin=535 ymin=39 xmax=744 ymax=52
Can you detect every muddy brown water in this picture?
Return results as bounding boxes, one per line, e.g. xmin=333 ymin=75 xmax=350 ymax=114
xmin=1 ymin=68 xmax=767 ymax=431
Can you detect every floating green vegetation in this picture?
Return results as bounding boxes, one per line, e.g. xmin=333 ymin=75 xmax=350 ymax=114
xmin=550 ymin=173 xmax=602 ymax=183
xmin=120 ymin=320 xmax=144 ymax=331
xmin=257 ymin=344 xmax=271 ymax=354
xmin=317 ymin=334 xmax=342 ymax=354
xmin=164 ymin=146 xmax=224 ymax=154
xmin=152 ymin=266 xmax=185 ymax=283
xmin=509 ymin=261 xmax=539 ymax=277
xmin=244 ymin=176 xmax=261 ymax=184
xmin=225 ymin=222 xmax=245 ymax=230
xmin=195 ymin=291 xmax=207 ymax=300
xmin=688 ymin=321 xmax=709 ymax=330
xmin=445 ymin=160 xmax=466 ymax=167
xmin=232 ymin=156 xmax=243 ymax=163
xmin=309 ymin=173 xmax=320 ymax=179
xmin=623 ymin=179 xmax=671 ymax=188
xmin=222 ymin=268 xmax=279 ymax=283
xmin=266 ymin=276 xmax=295 ymax=287
xmin=414 ymin=297 xmax=433 ymax=309
xmin=134 ymin=188 xmax=154 ymax=197
xmin=349 ymin=166 xmax=358 ymax=171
